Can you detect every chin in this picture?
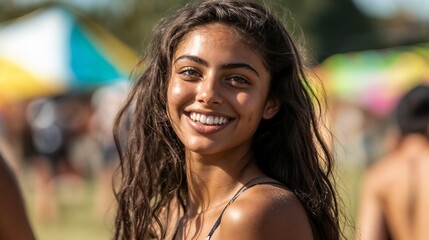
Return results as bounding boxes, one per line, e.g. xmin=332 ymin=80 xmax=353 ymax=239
xmin=184 ymin=140 xmax=224 ymax=156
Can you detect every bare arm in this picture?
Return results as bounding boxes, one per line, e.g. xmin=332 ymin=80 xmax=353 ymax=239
xmin=0 ymin=153 xmax=36 ymax=240
xmin=356 ymin=171 xmax=389 ymax=240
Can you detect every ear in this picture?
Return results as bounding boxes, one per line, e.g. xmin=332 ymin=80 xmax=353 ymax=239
xmin=262 ymin=98 xmax=279 ymax=120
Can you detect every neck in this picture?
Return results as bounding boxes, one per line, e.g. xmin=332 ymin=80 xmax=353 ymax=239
xmin=399 ymin=134 xmax=429 ymax=156
xmin=184 ymin=149 xmax=263 ymax=216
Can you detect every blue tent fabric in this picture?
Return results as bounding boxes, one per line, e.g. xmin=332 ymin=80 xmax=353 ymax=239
xmin=0 ymin=5 xmax=137 ymax=98
xmin=69 ymin=17 xmax=123 ymax=90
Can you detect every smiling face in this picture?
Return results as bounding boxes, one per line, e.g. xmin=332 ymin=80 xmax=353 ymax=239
xmin=167 ymin=23 xmax=278 ymax=158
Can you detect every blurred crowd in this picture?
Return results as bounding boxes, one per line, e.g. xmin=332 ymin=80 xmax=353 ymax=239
xmin=1 ymin=76 xmax=429 ymax=239
xmin=0 ymin=82 xmax=128 ymax=223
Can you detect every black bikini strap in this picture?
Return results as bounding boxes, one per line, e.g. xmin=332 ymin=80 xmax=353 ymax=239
xmin=206 ymin=177 xmax=282 ymax=240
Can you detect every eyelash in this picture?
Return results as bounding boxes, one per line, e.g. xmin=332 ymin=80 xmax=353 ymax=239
xmin=227 ymin=75 xmax=250 ymax=86
xmin=179 ymin=68 xmax=201 ymax=79
xmin=178 ymin=68 xmax=251 ymax=87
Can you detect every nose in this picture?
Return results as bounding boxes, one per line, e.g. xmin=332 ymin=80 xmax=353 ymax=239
xmin=196 ymin=75 xmax=223 ymax=105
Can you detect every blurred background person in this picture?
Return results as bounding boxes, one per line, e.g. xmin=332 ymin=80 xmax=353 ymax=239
xmin=25 ymin=94 xmax=97 ymax=223
xmin=0 ymin=151 xmax=35 ymax=240
xmin=26 ymin=96 xmax=69 ymax=223
xmin=89 ymin=82 xmax=128 ymax=217
xmin=0 ymin=102 xmax=27 ymax=173
xmin=356 ymin=84 xmax=429 ymax=240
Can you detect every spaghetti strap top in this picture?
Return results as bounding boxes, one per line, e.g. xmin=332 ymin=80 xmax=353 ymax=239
xmin=205 ymin=177 xmax=282 ymax=240
xmin=172 ymin=176 xmax=282 ymax=240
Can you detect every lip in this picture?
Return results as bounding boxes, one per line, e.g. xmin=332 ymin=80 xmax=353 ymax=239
xmin=184 ymin=110 xmax=233 ymax=134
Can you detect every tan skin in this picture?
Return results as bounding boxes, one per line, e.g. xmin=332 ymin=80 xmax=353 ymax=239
xmin=165 ymin=23 xmax=313 ymax=240
xmin=0 ymin=153 xmax=35 ymax=240
xmin=357 ymin=134 xmax=429 ymax=240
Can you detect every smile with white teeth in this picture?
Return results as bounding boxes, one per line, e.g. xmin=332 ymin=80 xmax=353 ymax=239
xmin=189 ymin=112 xmax=229 ymax=125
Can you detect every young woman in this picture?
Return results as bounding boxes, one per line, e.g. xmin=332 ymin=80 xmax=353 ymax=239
xmin=113 ymin=0 xmax=340 ymax=239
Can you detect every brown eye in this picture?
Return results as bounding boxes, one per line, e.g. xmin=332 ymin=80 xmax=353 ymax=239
xmin=180 ymin=68 xmax=200 ymax=77
xmin=226 ymin=75 xmax=250 ymax=87
xmin=179 ymin=68 xmax=201 ymax=81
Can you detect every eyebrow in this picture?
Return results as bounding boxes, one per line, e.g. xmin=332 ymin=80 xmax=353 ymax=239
xmin=221 ymin=63 xmax=259 ymax=77
xmin=174 ymin=55 xmax=260 ymax=77
xmin=174 ymin=55 xmax=208 ymax=66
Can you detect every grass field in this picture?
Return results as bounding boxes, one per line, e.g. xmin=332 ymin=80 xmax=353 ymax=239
xmin=19 ymin=163 xmax=365 ymax=240
xmin=21 ymin=175 xmax=114 ymax=240
xmin=337 ymin=163 xmax=366 ymax=239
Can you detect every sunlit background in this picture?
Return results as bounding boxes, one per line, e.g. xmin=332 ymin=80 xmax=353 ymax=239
xmin=1 ymin=0 xmax=429 ymax=239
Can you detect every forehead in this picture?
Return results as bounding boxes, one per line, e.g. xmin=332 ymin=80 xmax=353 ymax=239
xmin=182 ymin=23 xmax=243 ymax=42
xmin=173 ymin=23 xmax=264 ymax=63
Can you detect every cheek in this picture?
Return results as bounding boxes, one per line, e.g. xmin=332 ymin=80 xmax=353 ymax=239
xmin=167 ymin=82 xmax=182 ymax=130
xmin=167 ymin=80 xmax=194 ymax=118
xmin=235 ymin=92 xmax=252 ymax=106
xmin=236 ymin=93 xmax=254 ymax=123
xmin=235 ymin=92 xmax=262 ymax=126
xmin=168 ymin=82 xmax=183 ymax=99
xmin=167 ymin=82 xmax=184 ymax=109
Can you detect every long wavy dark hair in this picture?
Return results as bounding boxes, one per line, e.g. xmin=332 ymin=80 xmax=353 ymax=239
xmin=113 ymin=0 xmax=341 ymax=239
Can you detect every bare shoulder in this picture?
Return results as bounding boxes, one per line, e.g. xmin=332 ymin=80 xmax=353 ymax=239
xmin=217 ymin=183 xmax=313 ymax=240
xmin=363 ymin=154 xmax=404 ymax=191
